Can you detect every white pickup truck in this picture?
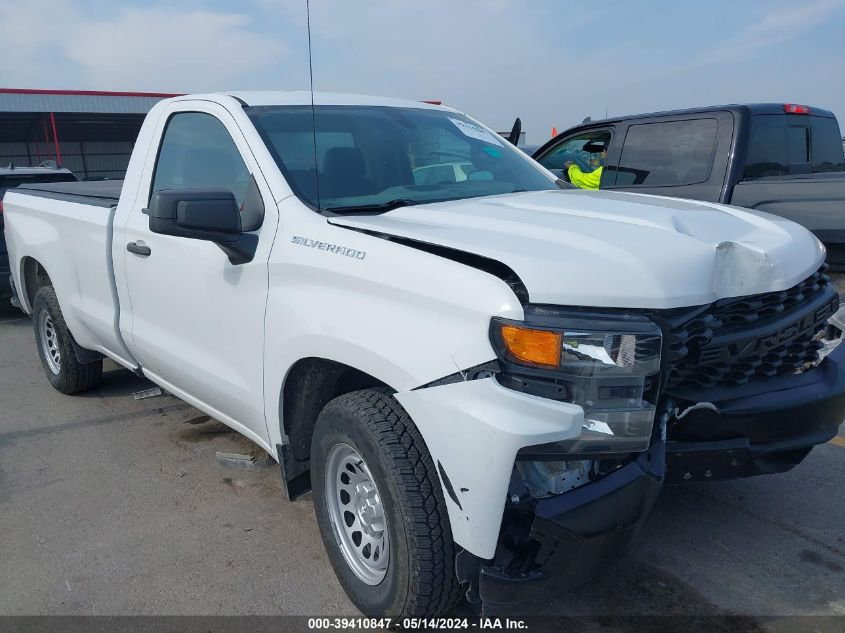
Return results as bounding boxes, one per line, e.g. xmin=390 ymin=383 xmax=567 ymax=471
xmin=5 ymin=92 xmax=845 ymax=616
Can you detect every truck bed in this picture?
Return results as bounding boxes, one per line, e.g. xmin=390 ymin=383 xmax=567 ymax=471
xmin=3 ymin=182 xmax=136 ymax=367
xmin=730 ymin=172 xmax=845 ymax=267
xmin=16 ymin=180 xmax=123 ymax=208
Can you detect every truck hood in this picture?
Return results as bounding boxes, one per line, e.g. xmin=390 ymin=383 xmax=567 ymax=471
xmin=328 ymin=189 xmax=825 ymax=309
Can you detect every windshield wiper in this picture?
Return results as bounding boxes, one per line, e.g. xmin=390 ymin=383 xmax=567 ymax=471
xmin=324 ymin=198 xmax=420 ymax=214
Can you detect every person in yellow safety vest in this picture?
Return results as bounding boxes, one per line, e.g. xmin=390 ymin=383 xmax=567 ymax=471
xmin=563 ymin=148 xmax=606 ymax=190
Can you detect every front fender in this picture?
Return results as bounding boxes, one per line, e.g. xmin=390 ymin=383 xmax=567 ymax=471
xmin=397 ymin=378 xmax=584 ymax=559
xmin=263 ymin=207 xmax=525 ymax=451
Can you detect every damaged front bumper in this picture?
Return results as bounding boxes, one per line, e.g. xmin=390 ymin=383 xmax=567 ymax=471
xmin=401 ymin=342 xmax=845 ymax=609
xmin=466 ymin=440 xmax=664 ymax=608
xmin=396 ymin=377 xmax=586 ymax=560
xmin=665 ymin=342 xmax=845 ymax=483
xmin=465 ymin=346 xmax=845 ymax=607
xmin=397 ymin=375 xmax=665 ymax=608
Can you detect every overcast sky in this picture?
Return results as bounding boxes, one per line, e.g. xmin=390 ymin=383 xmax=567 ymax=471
xmin=1 ymin=0 xmax=843 ymax=143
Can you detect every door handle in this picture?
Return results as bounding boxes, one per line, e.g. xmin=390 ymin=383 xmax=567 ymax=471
xmin=127 ymin=241 xmax=151 ymax=257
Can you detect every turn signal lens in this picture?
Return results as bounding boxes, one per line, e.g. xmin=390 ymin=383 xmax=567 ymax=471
xmin=500 ymin=325 xmax=561 ymax=367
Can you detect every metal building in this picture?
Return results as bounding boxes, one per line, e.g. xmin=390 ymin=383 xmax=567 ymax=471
xmin=0 ymin=89 xmax=179 ymax=180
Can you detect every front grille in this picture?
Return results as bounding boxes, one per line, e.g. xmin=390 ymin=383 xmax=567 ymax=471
xmin=664 ymin=266 xmax=837 ymax=392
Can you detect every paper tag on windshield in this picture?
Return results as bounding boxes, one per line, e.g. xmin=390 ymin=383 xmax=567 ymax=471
xmin=449 ymin=118 xmax=503 ymax=147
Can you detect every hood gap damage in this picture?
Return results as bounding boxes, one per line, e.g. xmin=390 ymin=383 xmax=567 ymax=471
xmin=334 ymin=224 xmax=530 ymax=305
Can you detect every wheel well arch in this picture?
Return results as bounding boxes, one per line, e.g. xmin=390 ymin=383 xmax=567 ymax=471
xmin=280 ymin=357 xmax=392 ymax=463
xmin=21 ymin=256 xmax=53 ymax=310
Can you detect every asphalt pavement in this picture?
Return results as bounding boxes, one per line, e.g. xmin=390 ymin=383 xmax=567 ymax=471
xmin=0 ymin=299 xmax=843 ymax=629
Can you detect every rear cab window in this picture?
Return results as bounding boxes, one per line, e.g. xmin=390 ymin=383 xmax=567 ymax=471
xmin=610 ymin=119 xmax=719 ymax=187
xmin=743 ymin=114 xmax=845 ymax=179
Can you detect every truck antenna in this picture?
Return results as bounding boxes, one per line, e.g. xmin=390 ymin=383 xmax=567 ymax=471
xmin=306 ymin=0 xmax=320 ymax=210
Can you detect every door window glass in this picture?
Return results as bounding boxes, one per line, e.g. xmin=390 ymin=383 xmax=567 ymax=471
xmin=538 ymin=131 xmax=611 ymax=179
xmin=616 ymin=119 xmax=718 ymax=186
xmin=151 ymin=112 xmax=261 ymax=229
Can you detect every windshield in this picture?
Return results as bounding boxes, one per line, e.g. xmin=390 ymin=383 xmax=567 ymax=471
xmin=247 ymin=105 xmax=558 ymax=213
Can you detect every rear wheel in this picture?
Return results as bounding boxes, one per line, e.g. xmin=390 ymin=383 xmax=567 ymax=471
xmin=32 ymin=286 xmax=103 ymax=394
xmin=311 ymin=388 xmax=463 ymax=617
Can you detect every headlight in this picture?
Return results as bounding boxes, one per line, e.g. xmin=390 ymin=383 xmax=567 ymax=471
xmin=491 ymin=311 xmax=662 ymax=454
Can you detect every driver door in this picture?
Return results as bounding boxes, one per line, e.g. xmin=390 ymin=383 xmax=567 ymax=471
xmin=118 ymin=103 xmax=278 ymax=448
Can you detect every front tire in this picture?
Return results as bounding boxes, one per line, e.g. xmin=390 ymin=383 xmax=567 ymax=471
xmin=311 ymin=388 xmax=463 ymax=617
xmin=32 ymin=286 xmax=103 ymax=394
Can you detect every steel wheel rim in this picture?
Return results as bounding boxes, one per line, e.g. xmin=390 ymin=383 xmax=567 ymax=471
xmin=39 ymin=311 xmax=61 ymax=375
xmin=325 ymin=443 xmax=389 ymax=585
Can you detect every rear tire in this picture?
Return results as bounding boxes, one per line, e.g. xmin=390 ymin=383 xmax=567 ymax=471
xmin=32 ymin=286 xmax=103 ymax=394
xmin=311 ymin=388 xmax=463 ymax=617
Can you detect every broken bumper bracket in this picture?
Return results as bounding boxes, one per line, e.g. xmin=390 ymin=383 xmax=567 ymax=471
xmin=475 ymin=444 xmax=664 ymax=608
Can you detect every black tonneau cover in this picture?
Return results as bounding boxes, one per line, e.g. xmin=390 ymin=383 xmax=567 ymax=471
xmin=15 ymin=180 xmax=123 ymax=208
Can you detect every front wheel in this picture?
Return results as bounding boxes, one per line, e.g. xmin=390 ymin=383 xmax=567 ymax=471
xmin=32 ymin=286 xmax=103 ymax=394
xmin=311 ymin=388 xmax=463 ymax=617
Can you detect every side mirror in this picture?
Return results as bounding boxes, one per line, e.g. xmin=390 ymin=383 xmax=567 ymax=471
xmin=507 ymin=117 xmax=522 ymax=146
xmin=146 ymin=189 xmax=258 ymax=264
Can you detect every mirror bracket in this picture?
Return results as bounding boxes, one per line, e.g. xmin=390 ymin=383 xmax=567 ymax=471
xmin=217 ymin=233 xmax=259 ymax=265
xmin=147 ymin=189 xmax=257 ymax=264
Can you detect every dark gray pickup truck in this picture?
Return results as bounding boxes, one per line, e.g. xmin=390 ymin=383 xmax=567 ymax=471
xmin=532 ymin=104 xmax=845 ymax=266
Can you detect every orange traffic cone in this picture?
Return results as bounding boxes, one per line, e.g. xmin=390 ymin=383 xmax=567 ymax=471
xmin=551 ymin=126 xmax=558 ymax=138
